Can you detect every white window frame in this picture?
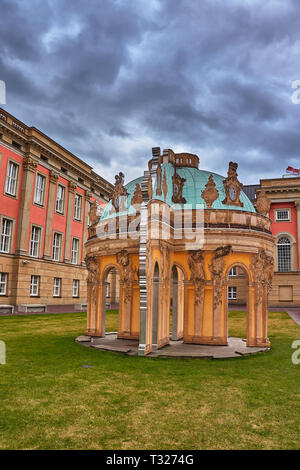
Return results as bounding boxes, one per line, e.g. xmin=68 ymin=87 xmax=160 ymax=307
xmin=275 ymin=209 xmax=290 ymax=222
xmin=72 ymin=279 xmax=79 ymax=297
xmin=34 ymin=173 xmax=46 ymax=206
xmin=277 ymin=237 xmax=292 ymax=272
xmin=30 ymin=275 xmax=40 ymax=297
xmin=0 ymin=273 xmax=8 ymax=295
xmin=229 ymin=267 xmax=237 ymax=276
xmin=29 ymin=226 xmax=41 ymax=258
xmin=55 ymin=184 xmax=65 ymax=214
xmin=228 ymin=286 xmax=237 ymax=300
xmin=74 ymin=194 xmax=82 ymax=221
xmin=53 ymin=278 xmax=61 ymax=297
xmin=71 ymin=238 xmax=79 ymax=264
xmin=52 ymin=232 xmax=62 ymax=261
xmin=5 ymin=161 xmax=19 ymax=196
xmin=0 ymin=218 xmax=12 ymax=253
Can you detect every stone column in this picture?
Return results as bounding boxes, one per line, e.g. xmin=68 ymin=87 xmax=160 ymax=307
xmin=43 ymin=171 xmax=59 ymax=259
xmin=64 ymin=181 xmax=77 ymax=263
xmin=15 ymin=154 xmax=38 ymax=255
xmin=82 ymin=190 xmax=92 ymax=264
xmin=295 ymin=200 xmax=300 ymax=270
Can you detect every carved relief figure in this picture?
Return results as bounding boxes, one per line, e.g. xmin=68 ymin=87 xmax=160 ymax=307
xmin=222 ymin=162 xmax=244 ymax=207
xmin=256 ymin=189 xmax=271 ymax=216
xmin=209 ymin=245 xmax=232 ymax=309
xmin=251 ymin=248 xmax=274 ymax=307
xmin=117 ymin=249 xmax=133 ymax=304
xmin=162 ymin=169 xmax=168 ymax=202
xmin=172 ymin=169 xmax=186 ymax=204
xmin=188 ymin=250 xmax=206 ymax=306
xmin=85 ymin=255 xmax=99 ymax=299
xmin=201 ymin=174 xmax=219 ymax=208
xmin=156 ymin=162 xmax=162 ymax=196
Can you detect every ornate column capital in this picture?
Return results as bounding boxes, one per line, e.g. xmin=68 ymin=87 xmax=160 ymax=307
xmin=68 ymin=181 xmax=77 ymax=193
xmin=85 ymin=190 xmax=92 ymax=201
xmin=294 ymin=200 xmax=300 ymax=211
xmin=23 ymin=154 xmax=38 ymax=172
xmin=49 ymin=170 xmax=59 ymax=184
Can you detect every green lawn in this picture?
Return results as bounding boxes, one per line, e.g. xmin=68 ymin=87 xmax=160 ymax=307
xmin=0 ymin=310 xmax=299 ymax=450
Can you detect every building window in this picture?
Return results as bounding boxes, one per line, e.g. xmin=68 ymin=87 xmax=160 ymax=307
xmin=29 ymin=226 xmax=41 ymax=257
xmin=72 ymin=279 xmax=79 ymax=297
xmin=0 ymin=273 xmax=8 ymax=295
xmin=275 ymin=209 xmax=290 ymax=222
xmin=34 ymin=173 xmax=46 ymax=205
xmin=0 ymin=218 xmax=12 ymax=253
xmin=74 ymin=194 xmax=82 ymax=220
xmin=30 ymin=275 xmax=40 ymax=297
xmin=5 ymin=161 xmax=18 ymax=196
xmin=53 ymin=278 xmax=61 ymax=297
xmin=278 ymin=237 xmax=291 ymax=272
xmin=228 ymin=286 xmax=237 ymax=300
xmin=52 ymin=233 xmax=62 ymax=261
xmin=55 ymin=184 xmax=65 ymax=214
xmin=229 ymin=267 xmax=237 ymax=276
xmin=71 ymin=238 xmax=79 ymax=264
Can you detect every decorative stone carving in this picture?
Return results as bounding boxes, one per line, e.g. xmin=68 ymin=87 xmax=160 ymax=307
xmin=68 ymin=181 xmax=77 ymax=193
xmin=201 ymin=174 xmax=219 ymax=208
xmin=110 ymin=172 xmax=128 ymax=212
xmin=209 ymin=245 xmax=232 ymax=309
xmin=188 ymin=250 xmax=206 ymax=306
xmin=88 ymin=200 xmax=99 ymax=225
xmin=148 ymin=174 xmax=153 ymax=200
xmin=117 ymin=249 xmax=133 ymax=304
xmin=156 ymin=162 xmax=162 ymax=196
xmin=251 ymin=249 xmax=274 ymax=306
xmin=23 ymin=155 xmax=38 ymax=172
xmin=49 ymin=171 xmax=59 ymax=184
xmin=222 ymin=162 xmax=243 ymax=207
xmin=86 ymin=255 xmax=99 ymax=291
xmin=256 ymin=189 xmax=271 ymax=215
xmin=162 ymin=169 xmax=168 ymax=202
xmin=172 ymin=169 xmax=186 ymax=204
xmin=131 ymin=183 xmax=143 ymax=206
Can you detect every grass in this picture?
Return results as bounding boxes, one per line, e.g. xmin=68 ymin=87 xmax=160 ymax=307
xmin=0 ymin=309 xmax=299 ymax=450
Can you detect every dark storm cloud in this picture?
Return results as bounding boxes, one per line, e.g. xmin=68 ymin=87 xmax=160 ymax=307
xmin=1 ymin=0 xmax=300 ymax=183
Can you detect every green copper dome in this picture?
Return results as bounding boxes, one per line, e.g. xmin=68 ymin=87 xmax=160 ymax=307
xmin=101 ymin=162 xmax=255 ymax=221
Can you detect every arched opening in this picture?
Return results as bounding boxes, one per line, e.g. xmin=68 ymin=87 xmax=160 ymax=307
xmin=102 ymin=266 xmax=121 ymax=334
xmin=170 ymin=265 xmax=185 ymax=340
xmin=152 ymin=262 xmax=160 ymax=350
xmin=277 ymin=237 xmax=291 ymax=272
xmin=226 ymin=264 xmax=249 ymax=340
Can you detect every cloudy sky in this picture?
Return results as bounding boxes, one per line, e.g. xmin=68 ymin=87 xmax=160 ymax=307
xmin=1 ymin=0 xmax=300 ymax=185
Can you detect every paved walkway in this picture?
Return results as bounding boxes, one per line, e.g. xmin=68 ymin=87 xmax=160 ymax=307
xmin=285 ymin=309 xmax=300 ymax=326
xmin=76 ymin=333 xmax=269 ymax=359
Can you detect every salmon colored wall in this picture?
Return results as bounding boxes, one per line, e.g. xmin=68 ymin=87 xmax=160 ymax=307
xmin=270 ymin=202 xmax=298 ymax=268
xmin=28 ymin=165 xmax=50 ymax=256
xmin=0 ymin=144 xmax=105 ymax=260
xmin=0 ymin=145 xmax=23 ymax=253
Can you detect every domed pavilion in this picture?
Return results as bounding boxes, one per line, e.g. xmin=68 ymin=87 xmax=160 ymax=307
xmin=84 ymin=148 xmax=274 ymax=356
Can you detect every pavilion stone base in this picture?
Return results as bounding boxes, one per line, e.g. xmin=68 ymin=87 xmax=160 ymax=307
xmin=76 ymin=333 xmax=270 ymax=359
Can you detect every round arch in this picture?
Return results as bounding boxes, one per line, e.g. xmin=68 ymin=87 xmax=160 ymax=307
xmin=225 ymin=262 xmax=250 ymax=343
xmin=275 ymin=232 xmax=297 ymax=271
